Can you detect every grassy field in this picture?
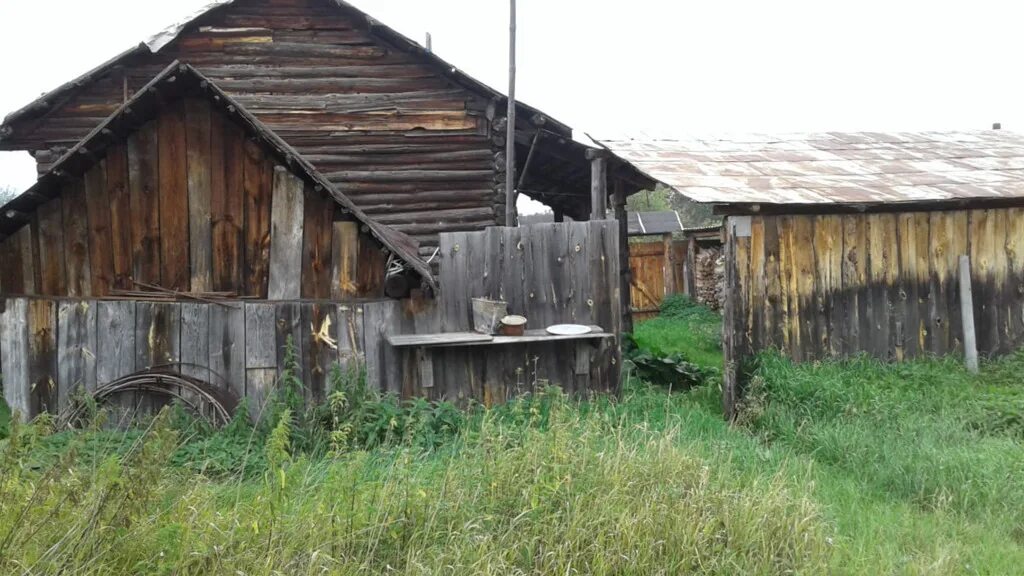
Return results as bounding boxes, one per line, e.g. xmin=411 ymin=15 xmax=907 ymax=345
xmin=0 ymin=296 xmax=1022 ymax=574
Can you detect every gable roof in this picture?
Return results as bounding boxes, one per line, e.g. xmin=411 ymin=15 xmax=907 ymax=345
xmin=0 ymin=0 xmax=571 ymax=142
xmin=0 ymin=61 xmax=436 ymax=287
xmin=597 ymin=131 xmax=1024 ymax=208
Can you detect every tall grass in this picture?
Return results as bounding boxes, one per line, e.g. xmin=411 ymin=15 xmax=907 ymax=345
xmin=0 ymin=387 xmax=833 ymax=575
xmin=2 ymin=297 xmax=1023 ymax=574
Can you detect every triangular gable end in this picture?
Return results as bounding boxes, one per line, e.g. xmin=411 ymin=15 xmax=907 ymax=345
xmin=0 ymin=61 xmax=435 ymax=296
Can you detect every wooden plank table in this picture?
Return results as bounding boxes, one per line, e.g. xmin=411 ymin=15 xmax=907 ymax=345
xmin=386 ymin=327 xmax=612 ymax=390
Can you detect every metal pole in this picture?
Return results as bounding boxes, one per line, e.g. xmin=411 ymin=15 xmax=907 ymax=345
xmin=505 ymin=0 xmax=517 ymax=226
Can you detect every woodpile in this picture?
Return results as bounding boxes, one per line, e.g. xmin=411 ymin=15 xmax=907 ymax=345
xmin=694 ymin=247 xmax=724 ymax=311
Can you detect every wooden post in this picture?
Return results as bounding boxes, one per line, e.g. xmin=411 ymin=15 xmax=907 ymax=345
xmin=587 ymin=150 xmax=608 ymax=220
xmin=612 ymin=180 xmax=633 ymax=334
xmin=504 ymin=0 xmax=517 ymax=226
xmin=722 ymin=217 xmax=739 ymax=421
xmin=662 ymin=233 xmax=675 ymax=296
xmin=684 ymin=235 xmax=697 ymax=297
xmin=959 ymin=255 xmax=979 ymax=374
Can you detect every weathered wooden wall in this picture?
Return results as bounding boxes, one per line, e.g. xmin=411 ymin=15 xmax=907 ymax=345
xmin=11 ymin=0 xmax=505 ymax=255
xmin=0 ymin=98 xmax=387 ymax=300
xmin=428 ymin=220 xmax=624 ymax=401
xmin=1 ymin=222 xmax=624 ymax=420
xmin=723 ymin=208 xmax=1024 ymax=372
xmin=0 ymin=297 xmax=403 ymax=420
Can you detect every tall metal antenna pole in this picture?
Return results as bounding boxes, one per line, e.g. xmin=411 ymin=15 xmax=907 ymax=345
xmin=505 ymin=0 xmax=517 ymax=226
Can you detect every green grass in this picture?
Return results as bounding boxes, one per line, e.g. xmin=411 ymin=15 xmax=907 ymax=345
xmin=632 ymin=294 xmax=724 ymax=370
xmin=1 ymin=298 xmax=1023 ymax=574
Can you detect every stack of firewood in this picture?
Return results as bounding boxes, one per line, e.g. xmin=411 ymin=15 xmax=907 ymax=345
xmin=694 ymin=247 xmax=724 ymax=311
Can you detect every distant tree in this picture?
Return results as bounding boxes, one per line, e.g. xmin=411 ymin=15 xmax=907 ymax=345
xmin=671 ymin=195 xmax=719 ymax=229
xmin=626 ymin=185 xmax=673 ymax=212
xmin=0 ymin=186 xmax=16 ymax=206
xmin=628 ymin=184 xmax=720 ymax=229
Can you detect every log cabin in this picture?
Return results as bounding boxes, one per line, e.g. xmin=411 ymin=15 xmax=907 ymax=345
xmin=0 ymin=1 xmax=659 ymax=422
xmin=600 ymin=130 xmax=1024 ymax=418
xmin=0 ymin=0 xmax=654 ymax=260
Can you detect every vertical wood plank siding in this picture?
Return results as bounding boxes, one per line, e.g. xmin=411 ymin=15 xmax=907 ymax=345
xmin=725 ymin=209 xmax=1024 ymax=365
xmin=0 ymin=100 xmax=386 ymax=300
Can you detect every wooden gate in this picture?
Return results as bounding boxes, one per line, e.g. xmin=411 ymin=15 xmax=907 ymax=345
xmin=629 ymin=234 xmax=676 ymax=321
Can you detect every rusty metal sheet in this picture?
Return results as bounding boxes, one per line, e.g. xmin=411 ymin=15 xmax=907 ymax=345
xmin=597 ymin=131 xmax=1024 ymax=205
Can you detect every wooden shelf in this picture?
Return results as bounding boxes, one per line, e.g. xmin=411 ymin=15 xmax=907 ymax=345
xmin=387 ymin=327 xmax=611 ymax=349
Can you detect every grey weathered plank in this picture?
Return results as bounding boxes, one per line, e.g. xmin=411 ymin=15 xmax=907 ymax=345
xmin=186 ymin=98 xmax=214 ymax=293
xmin=388 ymin=329 xmax=609 ymax=348
xmin=363 ymin=300 xmax=397 ymax=393
xmin=245 ymin=368 xmax=277 ymax=421
xmin=267 ymin=166 xmax=305 ymax=300
xmin=245 ymin=303 xmax=278 ymax=369
xmin=135 ymin=302 xmax=181 ymax=414
xmin=439 ymin=231 xmax=470 ymax=332
xmin=57 ymin=300 xmax=98 ymax=412
xmin=388 ymin=332 xmax=494 ymax=347
xmin=180 ymin=303 xmax=211 ymax=381
xmin=95 ymin=300 xmax=137 ymax=425
xmin=525 ymin=223 xmax=556 ymax=330
xmin=96 ymin=300 xmax=137 ymax=383
xmin=245 ymin=302 xmax=278 ymax=418
xmin=135 ymin=302 xmax=182 ymax=370
xmin=1 ymin=299 xmax=30 ymax=417
xmin=209 ymin=303 xmax=245 ymax=400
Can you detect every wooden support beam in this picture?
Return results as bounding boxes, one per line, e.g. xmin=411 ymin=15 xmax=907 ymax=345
xmin=662 ymin=233 xmax=676 ymax=297
xmin=959 ymin=255 xmax=979 ymax=374
xmin=588 ymin=150 xmax=608 ymax=220
xmin=612 ymin=180 xmax=633 ymax=334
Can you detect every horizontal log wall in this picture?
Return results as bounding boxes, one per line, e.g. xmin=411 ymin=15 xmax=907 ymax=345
xmin=0 ymin=98 xmax=387 ymax=300
xmin=20 ymin=0 xmax=502 ymax=254
xmin=725 ymin=207 xmax=1024 ymax=366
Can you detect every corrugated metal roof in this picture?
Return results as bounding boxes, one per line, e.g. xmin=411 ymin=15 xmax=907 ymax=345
xmin=597 ymin=131 xmax=1024 ymax=206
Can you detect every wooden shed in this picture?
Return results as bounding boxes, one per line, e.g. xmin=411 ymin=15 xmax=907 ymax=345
xmin=0 ymin=0 xmax=653 ymax=260
xmin=600 ymin=131 xmax=1024 ymax=418
xmin=0 ymin=62 xmax=435 ymax=419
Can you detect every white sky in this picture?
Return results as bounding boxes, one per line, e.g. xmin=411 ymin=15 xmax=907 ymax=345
xmin=3 ymin=0 xmax=1024 ymax=214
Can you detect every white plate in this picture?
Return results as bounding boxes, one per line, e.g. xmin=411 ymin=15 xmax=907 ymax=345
xmin=546 ymin=324 xmax=592 ymax=336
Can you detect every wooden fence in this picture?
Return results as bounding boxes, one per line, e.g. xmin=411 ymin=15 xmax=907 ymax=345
xmin=1 ymin=221 xmax=624 ymax=420
xmin=0 ymin=298 xmax=406 ymax=420
xmin=722 ymin=208 xmax=1024 ymax=378
xmin=429 ymin=220 xmax=623 ymax=400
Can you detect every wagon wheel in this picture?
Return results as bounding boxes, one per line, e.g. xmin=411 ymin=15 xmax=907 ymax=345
xmin=57 ymin=367 xmax=240 ymax=430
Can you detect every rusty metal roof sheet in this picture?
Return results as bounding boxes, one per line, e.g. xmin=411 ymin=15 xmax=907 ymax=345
xmin=597 ymin=131 xmax=1024 ymax=206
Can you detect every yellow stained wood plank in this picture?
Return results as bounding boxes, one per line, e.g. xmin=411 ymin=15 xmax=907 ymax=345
xmin=748 ymin=216 xmax=765 ymax=349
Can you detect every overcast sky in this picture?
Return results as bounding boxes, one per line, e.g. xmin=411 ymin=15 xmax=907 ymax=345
xmin=3 ymin=0 xmax=1024 ymax=211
